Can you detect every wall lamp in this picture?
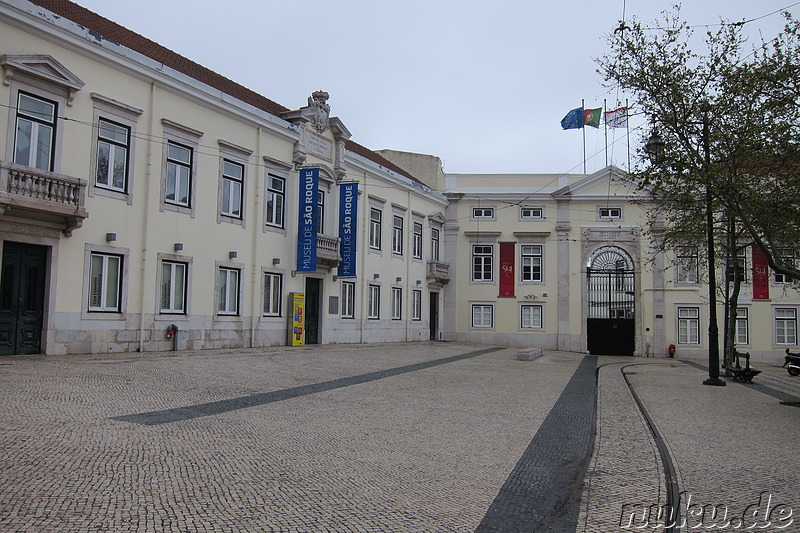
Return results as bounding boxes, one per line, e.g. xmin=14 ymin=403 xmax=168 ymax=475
xmin=174 ymin=243 xmax=184 ymax=252
xmin=105 ymin=233 xmax=117 ymax=242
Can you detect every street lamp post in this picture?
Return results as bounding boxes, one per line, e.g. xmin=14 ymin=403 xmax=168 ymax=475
xmin=645 ymin=118 xmax=725 ymax=386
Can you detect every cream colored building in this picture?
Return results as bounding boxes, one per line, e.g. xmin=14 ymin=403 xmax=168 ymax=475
xmin=1 ymin=0 xmax=798 ymax=364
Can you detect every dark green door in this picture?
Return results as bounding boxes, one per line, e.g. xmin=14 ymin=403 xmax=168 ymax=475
xmin=0 ymin=242 xmax=47 ymax=355
xmin=304 ymin=277 xmax=321 ymax=345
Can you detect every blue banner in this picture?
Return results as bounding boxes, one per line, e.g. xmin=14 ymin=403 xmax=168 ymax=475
xmin=296 ymin=168 xmax=318 ymax=272
xmin=338 ymin=182 xmax=358 ymax=277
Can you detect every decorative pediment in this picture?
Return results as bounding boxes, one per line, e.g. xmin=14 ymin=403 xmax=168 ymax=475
xmin=1 ymin=55 xmax=85 ymax=105
xmin=428 ymin=211 xmax=446 ymax=225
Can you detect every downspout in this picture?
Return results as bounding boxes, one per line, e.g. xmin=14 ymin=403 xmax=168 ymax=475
xmin=249 ymin=127 xmax=262 ymax=348
xmin=406 ymin=189 xmax=412 ymax=342
xmin=138 ymin=82 xmax=157 ymax=352
xmin=359 ymin=171 xmax=368 ymax=343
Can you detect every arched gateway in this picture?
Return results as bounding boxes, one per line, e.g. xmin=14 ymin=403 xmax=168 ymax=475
xmin=586 ymin=246 xmax=635 ymax=356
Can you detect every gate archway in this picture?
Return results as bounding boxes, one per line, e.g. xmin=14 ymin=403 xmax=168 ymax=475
xmin=587 ymin=246 xmax=635 ymax=356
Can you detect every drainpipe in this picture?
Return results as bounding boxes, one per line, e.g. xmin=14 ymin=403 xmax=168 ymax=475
xmin=138 ymin=82 xmax=157 ymax=353
xmin=249 ymin=127 xmax=262 ymax=349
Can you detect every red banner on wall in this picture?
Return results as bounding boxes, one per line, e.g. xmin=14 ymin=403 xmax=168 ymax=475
xmin=752 ymin=245 xmax=770 ymax=300
xmin=499 ymin=242 xmax=515 ymax=298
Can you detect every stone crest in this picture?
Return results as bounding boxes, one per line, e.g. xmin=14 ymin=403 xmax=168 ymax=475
xmin=307 ymin=90 xmax=330 ymax=134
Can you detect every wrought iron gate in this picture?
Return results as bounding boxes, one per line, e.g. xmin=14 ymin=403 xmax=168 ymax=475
xmin=587 ymin=246 xmax=635 ymax=356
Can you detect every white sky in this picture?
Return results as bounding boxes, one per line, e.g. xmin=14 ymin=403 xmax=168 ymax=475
xmin=73 ymin=0 xmax=796 ymax=175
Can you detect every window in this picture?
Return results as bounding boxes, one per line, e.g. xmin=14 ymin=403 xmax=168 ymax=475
xmin=392 ymin=215 xmax=404 ymax=255
xmin=521 ymin=245 xmax=543 ymax=282
xmin=368 ymin=285 xmax=381 ymax=319
xmin=14 ymin=92 xmax=57 ymax=171
xmin=161 ymin=261 xmax=187 ymax=314
xmin=678 ymin=307 xmax=700 ymax=344
xmin=431 ymin=228 xmax=440 ymax=261
xmin=96 ymin=118 xmax=130 ymax=192
xmin=165 ymin=141 xmax=192 ymax=207
xmin=676 ymin=246 xmax=699 ymax=284
xmin=317 ymin=189 xmax=325 ymax=233
xmin=521 ymin=207 xmax=543 ymax=219
xmin=265 ymin=175 xmax=285 ymax=228
xmin=218 ymin=267 xmax=240 ymax=315
xmin=472 ymin=207 xmax=494 ymax=219
xmin=599 ymin=207 xmax=622 ymax=219
xmin=221 ymin=160 xmax=243 ymax=218
xmin=369 ymin=208 xmax=382 ymax=250
xmin=726 ymin=247 xmax=748 ymax=283
xmin=472 ymin=304 xmax=493 ymax=328
xmin=391 ymin=287 xmax=402 ymax=319
xmin=413 ymin=222 xmax=423 ymax=259
xmin=776 ymin=308 xmax=797 ymax=345
xmin=472 ymin=245 xmax=493 ymax=281
xmin=412 ymin=290 xmax=422 ymax=321
xmin=263 ymin=272 xmax=282 ymax=316
xmin=341 ymin=281 xmax=355 ymax=319
xmin=735 ymin=308 xmax=749 ymax=346
xmin=774 ymin=248 xmax=795 ymax=284
xmin=521 ymin=304 xmax=543 ymax=329
xmin=88 ymin=253 xmax=122 ymax=312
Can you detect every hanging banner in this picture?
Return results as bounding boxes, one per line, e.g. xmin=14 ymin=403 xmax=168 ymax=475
xmin=296 ymin=168 xmax=318 ymax=272
xmin=752 ymin=245 xmax=770 ymax=300
xmin=499 ymin=242 xmax=515 ymax=297
xmin=338 ymin=182 xmax=358 ymax=277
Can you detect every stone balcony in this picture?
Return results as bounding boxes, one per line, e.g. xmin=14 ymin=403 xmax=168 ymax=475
xmin=316 ymin=233 xmax=340 ymax=268
xmin=426 ymin=260 xmax=450 ymax=284
xmin=0 ymin=161 xmax=88 ymax=236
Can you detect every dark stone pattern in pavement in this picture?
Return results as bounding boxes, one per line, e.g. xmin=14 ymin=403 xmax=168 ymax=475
xmin=112 ymin=346 xmax=506 ymax=425
xmin=476 ymin=355 xmax=598 ymax=533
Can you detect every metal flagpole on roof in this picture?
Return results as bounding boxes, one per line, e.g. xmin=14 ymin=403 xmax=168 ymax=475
xmin=582 ymin=99 xmax=586 ymax=174
xmin=626 ymin=100 xmax=630 ymax=172
xmin=604 ymin=99 xmax=608 ymax=168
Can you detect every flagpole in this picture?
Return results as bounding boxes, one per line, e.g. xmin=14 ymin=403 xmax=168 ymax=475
xmin=603 ymin=99 xmax=608 ymax=168
xmin=625 ymin=99 xmax=630 ymax=173
xmin=582 ymin=99 xmax=586 ymax=174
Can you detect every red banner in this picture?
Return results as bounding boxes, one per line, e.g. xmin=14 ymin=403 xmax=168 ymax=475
xmin=499 ymin=242 xmax=515 ymax=297
xmin=752 ymin=245 xmax=770 ymax=300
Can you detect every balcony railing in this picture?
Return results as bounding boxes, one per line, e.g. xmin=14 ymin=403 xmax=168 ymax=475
xmin=0 ymin=161 xmax=88 ymax=236
xmin=427 ymin=260 xmax=450 ymax=284
xmin=316 ymin=233 xmax=340 ymax=267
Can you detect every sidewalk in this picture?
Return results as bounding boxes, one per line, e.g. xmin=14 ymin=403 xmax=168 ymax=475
xmin=579 ymin=357 xmax=800 ymax=531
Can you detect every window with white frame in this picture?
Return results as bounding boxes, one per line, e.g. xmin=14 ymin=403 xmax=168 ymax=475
xmin=520 ymin=207 xmax=543 ymax=219
xmin=521 ymin=245 xmax=543 ymax=282
xmin=341 ymin=281 xmax=355 ymax=319
xmin=392 ymin=215 xmax=404 ymax=255
xmin=520 ymin=304 xmax=543 ymax=329
xmin=220 ymin=160 xmax=243 ymax=218
xmin=413 ymin=222 xmax=423 ymax=259
xmin=776 ymin=308 xmax=797 ymax=345
xmin=265 ymin=175 xmax=285 ymax=228
xmin=263 ymin=272 xmax=282 ymax=316
xmin=95 ymin=118 xmax=130 ymax=192
xmin=14 ymin=92 xmax=57 ymax=171
xmin=735 ymin=308 xmax=749 ymax=346
xmin=160 ymin=261 xmax=187 ymax=314
xmin=676 ymin=246 xmax=699 ymax=284
xmin=317 ymin=189 xmax=325 ymax=233
xmin=391 ymin=287 xmax=402 ymax=319
xmin=472 ymin=245 xmax=493 ymax=281
xmin=412 ymin=290 xmax=422 ymax=321
xmin=472 ymin=304 xmax=493 ymax=328
xmin=472 ymin=207 xmax=494 ymax=219
xmin=165 ymin=141 xmax=192 ymax=207
xmin=369 ymin=208 xmax=382 ymax=250
xmin=431 ymin=228 xmax=440 ymax=261
xmin=88 ymin=252 xmax=122 ymax=312
xmin=774 ymin=248 xmax=795 ymax=284
xmin=368 ymin=285 xmax=381 ymax=319
xmin=599 ymin=207 xmax=622 ymax=219
xmin=678 ymin=307 xmax=700 ymax=344
xmin=726 ymin=247 xmax=748 ymax=283
xmin=218 ymin=267 xmax=240 ymax=315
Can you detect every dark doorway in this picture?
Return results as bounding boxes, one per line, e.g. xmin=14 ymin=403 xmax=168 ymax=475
xmin=429 ymin=291 xmax=439 ymax=341
xmin=0 ymin=242 xmax=47 ymax=355
xmin=586 ymin=246 xmax=635 ymax=356
xmin=304 ymin=277 xmax=321 ymax=345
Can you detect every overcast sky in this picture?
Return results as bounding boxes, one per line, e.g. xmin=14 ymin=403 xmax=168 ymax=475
xmin=73 ymin=0 xmax=796 ymax=175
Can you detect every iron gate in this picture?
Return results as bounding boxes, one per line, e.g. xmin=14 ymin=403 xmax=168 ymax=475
xmin=587 ymin=246 xmax=635 ymax=356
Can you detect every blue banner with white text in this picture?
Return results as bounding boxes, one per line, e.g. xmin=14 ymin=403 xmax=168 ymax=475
xmin=296 ymin=168 xmax=318 ymax=272
xmin=338 ymin=182 xmax=358 ymax=277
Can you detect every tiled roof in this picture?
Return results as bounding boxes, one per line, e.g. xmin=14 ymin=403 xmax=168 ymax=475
xmin=25 ymin=0 xmax=425 ymax=186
